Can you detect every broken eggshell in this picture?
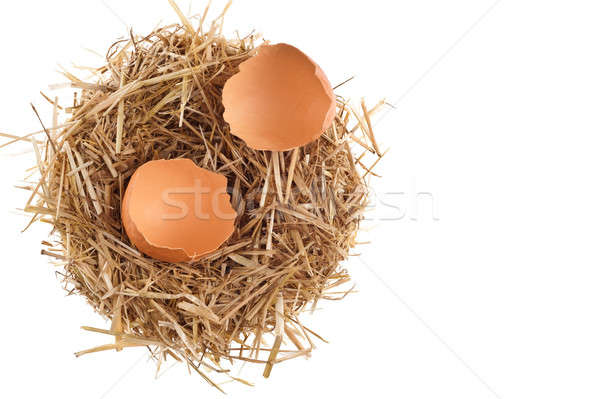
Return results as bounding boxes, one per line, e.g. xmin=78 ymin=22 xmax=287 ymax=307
xmin=222 ymin=43 xmax=336 ymax=151
xmin=121 ymin=159 xmax=236 ymax=263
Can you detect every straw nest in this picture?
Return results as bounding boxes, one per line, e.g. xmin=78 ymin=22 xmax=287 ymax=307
xmin=14 ymin=4 xmax=384 ymax=389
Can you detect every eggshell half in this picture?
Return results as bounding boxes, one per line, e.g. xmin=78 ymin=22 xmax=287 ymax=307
xmin=222 ymin=43 xmax=336 ymax=151
xmin=121 ymin=159 xmax=236 ymax=262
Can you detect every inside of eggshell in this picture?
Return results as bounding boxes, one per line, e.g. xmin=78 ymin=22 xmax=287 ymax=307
xmin=15 ymin=4 xmax=384 ymax=390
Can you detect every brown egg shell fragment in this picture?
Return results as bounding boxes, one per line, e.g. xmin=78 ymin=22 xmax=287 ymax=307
xmin=121 ymin=159 xmax=237 ymax=263
xmin=222 ymin=43 xmax=336 ymax=151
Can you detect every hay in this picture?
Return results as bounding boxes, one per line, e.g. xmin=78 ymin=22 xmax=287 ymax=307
xmin=12 ymin=2 xmax=384 ymax=389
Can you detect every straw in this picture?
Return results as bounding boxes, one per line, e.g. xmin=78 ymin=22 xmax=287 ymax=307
xmin=8 ymin=2 xmax=384 ymax=391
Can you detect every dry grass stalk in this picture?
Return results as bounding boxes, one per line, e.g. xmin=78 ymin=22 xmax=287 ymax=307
xmin=7 ymin=4 xmax=384 ymax=391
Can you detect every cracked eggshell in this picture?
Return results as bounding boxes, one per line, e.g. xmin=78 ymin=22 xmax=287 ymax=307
xmin=121 ymin=159 xmax=236 ymax=263
xmin=222 ymin=43 xmax=336 ymax=151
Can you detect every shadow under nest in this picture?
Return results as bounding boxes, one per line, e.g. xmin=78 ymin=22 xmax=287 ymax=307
xmin=24 ymin=16 xmax=382 ymax=388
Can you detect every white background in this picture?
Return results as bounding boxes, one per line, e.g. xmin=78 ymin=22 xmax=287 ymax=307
xmin=1 ymin=0 xmax=599 ymax=398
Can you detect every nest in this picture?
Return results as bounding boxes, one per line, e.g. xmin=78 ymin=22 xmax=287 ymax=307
xmin=16 ymin=4 xmax=384 ymax=389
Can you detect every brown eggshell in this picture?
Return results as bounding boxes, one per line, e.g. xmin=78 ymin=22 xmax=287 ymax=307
xmin=222 ymin=43 xmax=336 ymax=151
xmin=121 ymin=159 xmax=236 ymax=262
